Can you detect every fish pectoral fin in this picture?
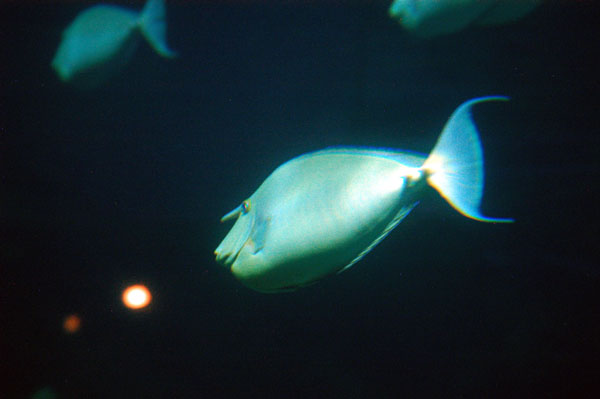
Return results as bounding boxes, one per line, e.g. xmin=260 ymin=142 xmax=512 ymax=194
xmin=337 ymin=203 xmax=418 ymax=274
xmin=250 ymin=214 xmax=270 ymax=254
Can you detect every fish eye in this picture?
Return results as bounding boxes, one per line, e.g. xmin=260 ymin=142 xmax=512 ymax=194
xmin=242 ymin=200 xmax=251 ymax=213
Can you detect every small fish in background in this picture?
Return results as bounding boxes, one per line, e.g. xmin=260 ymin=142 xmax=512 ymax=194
xmin=389 ymin=0 xmax=542 ymax=37
xmin=51 ymin=0 xmax=176 ymax=88
xmin=215 ymin=97 xmax=513 ymax=293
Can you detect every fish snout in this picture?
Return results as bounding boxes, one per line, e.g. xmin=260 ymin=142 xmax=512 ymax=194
xmin=214 ymin=249 xmax=235 ymax=266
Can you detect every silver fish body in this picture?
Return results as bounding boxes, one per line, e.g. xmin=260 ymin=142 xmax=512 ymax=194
xmin=216 ymin=97 xmax=513 ymax=293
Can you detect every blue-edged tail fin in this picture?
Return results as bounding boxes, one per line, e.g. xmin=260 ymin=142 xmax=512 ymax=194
xmin=422 ymin=96 xmax=514 ymax=223
xmin=139 ymin=0 xmax=177 ymax=58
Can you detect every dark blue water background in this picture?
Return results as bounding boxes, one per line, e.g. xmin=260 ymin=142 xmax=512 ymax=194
xmin=2 ymin=1 xmax=599 ymax=397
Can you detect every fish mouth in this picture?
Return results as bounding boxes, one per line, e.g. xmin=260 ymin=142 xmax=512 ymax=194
xmin=214 ymin=213 xmax=255 ymax=268
xmin=214 ymin=247 xmax=242 ymax=267
xmin=214 ymin=233 xmax=252 ymax=268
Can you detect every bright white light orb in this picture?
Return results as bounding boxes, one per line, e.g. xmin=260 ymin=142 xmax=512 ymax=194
xmin=122 ymin=284 xmax=152 ymax=310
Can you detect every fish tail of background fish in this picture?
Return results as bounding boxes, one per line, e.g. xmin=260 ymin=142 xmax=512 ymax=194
xmin=139 ymin=0 xmax=177 ymax=58
xmin=422 ymin=96 xmax=514 ymax=223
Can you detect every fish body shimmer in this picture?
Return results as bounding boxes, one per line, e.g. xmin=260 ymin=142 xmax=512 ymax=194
xmin=216 ymin=97 xmax=513 ymax=293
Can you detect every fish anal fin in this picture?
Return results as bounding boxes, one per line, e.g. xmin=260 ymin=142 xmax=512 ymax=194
xmin=337 ymin=203 xmax=418 ymax=274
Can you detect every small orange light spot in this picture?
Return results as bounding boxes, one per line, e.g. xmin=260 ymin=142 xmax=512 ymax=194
xmin=122 ymin=284 xmax=152 ymax=310
xmin=63 ymin=314 xmax=81 ymax=334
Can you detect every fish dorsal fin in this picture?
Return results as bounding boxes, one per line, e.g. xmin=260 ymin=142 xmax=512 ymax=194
xmin=337 ymin=203 xmax=419 ymax=274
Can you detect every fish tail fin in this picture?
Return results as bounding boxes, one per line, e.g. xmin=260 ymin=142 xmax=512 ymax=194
xmin=422 ymin=96 xmax=514 ymax=223
xmin=139 ymin=0 xmax=177 ymax=58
